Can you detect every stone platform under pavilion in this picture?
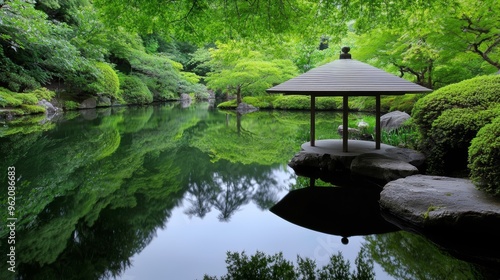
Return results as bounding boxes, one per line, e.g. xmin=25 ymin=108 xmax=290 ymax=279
xmin=288 ymin=139 xmax=426 ymax=186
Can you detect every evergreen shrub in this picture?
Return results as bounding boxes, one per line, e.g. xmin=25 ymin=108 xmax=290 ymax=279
xmin=0 ymin=88 xmax=23 ymax=107
xmin=242 ymin=96 xmax=275 ymax=109
xmin=468 ymin=116 xmax=500 ymax=196
xmin=272 ymin=95 xmax=313 ymax=110
xmin=412 ymin=75 xmax=500 ymax=136
xmin=64 ymin=101 xmax=80 ymax=110
xmin=15 ymin=93 xmax=39 ymax=105
xmin=31 ymin=88 xmax=56 ymax=101
xmin=425 ymin=107 xmax=498 ymax=175
xmin=20 ymin=104 xmax=46 ymax=114
xmin=91 ymin=62 xmax=120 ymax=99
xmin=119 ymin=74 xmax=153 ymax=105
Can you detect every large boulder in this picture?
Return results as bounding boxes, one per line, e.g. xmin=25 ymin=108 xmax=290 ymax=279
xmin=79 ymin=97 xmax=97 ymax=109
xmin=380 ymin=110 xmax=410 ymax=131
xmin=350 ymin=153 xmax=419 ymax=184
xmin=236 ymin=102 xmax=258 ymax=114
xmin=384 ymin=147 xmax=426 ymax=170
xmin=380 ymin=175 xmax=500 ymax=229
xmin=380 ymin=175 xmax=500 ymax=263
xmin=96 ymin=96 xmax=111 ymax=107
xmin=37 ymin=99 xmax=60 ymax=116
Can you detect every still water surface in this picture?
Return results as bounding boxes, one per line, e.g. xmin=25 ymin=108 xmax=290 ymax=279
xmin=0 ymin=103 xmax=485 ymax=279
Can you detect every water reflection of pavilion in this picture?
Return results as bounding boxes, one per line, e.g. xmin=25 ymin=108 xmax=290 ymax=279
xmin=270 ymin=184 xmax=399 ymax=244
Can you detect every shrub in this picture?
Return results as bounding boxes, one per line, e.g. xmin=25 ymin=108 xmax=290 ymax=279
xmin=272 ymin=95 xmax=313 ymax=110
xmin=412 ymin=75 xmax=500 ymax=137
xmin=64 ymin=101 xmax=80 ymax=110
xmin=0 ymin=88 xmax=23 ymax=107
xmin=242 ymin=96 xmax=274 ymax=109
xmin=468 ymin=116 xmax=500 ymax=196
xmin=389 ymin=94 xmax=423 ymax=113
xmin=15 ymin=93 xmax=38 ymax=105
xmin=316 ymin=97 xmax=342 ymax=110
xmin=90 ymin=62 xmax=120 ymax=99
xmin=217 ymin=99 xmax=237 ymax=109
xmin=20 ymin=104 xmax=46 ymax=114
xmin=127 ymin=50 xmax=182 ymax=101
xmin=119 ymin=74 xmax=153 ymax=105
xmin=0 ymin=88 xmax=39 ymax=107
xmin=30 ymin=88 xmax=56 ymax=101
xmin=424 ymin=107 xmax=498 ymax=175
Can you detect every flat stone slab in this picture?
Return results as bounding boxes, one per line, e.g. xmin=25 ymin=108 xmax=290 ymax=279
xmin=351 ymin=153 xmax=419 ymax=183
xmin=380 ymin=175 xmax=500 ymax=264
xmin=380 ymin=175 xmax=500 ymax=230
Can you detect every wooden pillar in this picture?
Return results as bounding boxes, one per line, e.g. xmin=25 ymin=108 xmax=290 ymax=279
xmin=376 ymin=95 xmax=381 ymax=149
xmin=310 ymin=94 xmax=316 ymax=146
xmin=343 ymin=94 xmax=348 ymax=152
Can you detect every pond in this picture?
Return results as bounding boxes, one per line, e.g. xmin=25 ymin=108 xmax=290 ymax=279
xmin=0 ymin=103 xmax=491 ymax=279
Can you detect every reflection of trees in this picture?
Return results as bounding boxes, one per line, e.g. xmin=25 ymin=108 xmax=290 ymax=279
xmin=184 ymin=181 xmax=217 ymax=218
xmin=182 ymin=155 xmax=287 ymax=221
xmin=211 ymin=170 xmax=255 ymax=221
xmin=364 ymin=231 xmax=480 ymax=280
xmin=203 ymin=248 xmax=375 ymax=280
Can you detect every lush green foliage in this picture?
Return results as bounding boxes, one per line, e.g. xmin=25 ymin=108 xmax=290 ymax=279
xmin=118 ymin=74 xmax=153 ymax=105
xmin=354 ymin=0 xmax=499 ymax=88
xmin=63 ymin=100 xmax=80 ymax=110
xmin=381 ymin=125 xmax=420 ymax=149
xmin=468 ymin=116 xmax=500 ymax=195
xmin=91 ymin=62 xmax=120 ymax=98
xmin=412 ymin=75 xmax=500 ymax=176
xmin=206 ymin=43 xmax=299 ymax=103
xmin=0 ymin=87 xmax=54 ymax=116
xmin=425 ymin=108 xmax=498 ymax=175
xmin=30 ymin=87 xmax=56 ymax=101
xmin=203 ymin=249 xmax=374 ymax=280
xmin=413 ymin=75 xmax=500 ymax=137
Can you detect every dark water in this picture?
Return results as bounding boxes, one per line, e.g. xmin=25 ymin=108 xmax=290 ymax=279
xmin=0 ymin=103 xmax=492 ymax=279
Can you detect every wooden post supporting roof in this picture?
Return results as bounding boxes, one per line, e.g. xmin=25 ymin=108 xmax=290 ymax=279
xmin=343 ymin=95 xmax=348 ymax=152
xmin=376 ymin=95 xmax=381 ymax=149
xmin=310 ymin=94 xmax=316 ymax=146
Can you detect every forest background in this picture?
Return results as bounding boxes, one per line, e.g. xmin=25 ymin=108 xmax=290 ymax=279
xmin=1 ymin=0 xmax=499 ymax=113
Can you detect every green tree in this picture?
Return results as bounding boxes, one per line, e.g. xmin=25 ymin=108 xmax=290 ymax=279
xmin=206 ymin=58 xmax=297 ymax=104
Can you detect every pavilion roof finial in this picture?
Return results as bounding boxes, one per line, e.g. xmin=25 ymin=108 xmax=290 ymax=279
xmin=340 ymin=47 xmax=351 ymax=59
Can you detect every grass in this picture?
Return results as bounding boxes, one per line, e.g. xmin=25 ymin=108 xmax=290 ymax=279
xmin=381 ymin=126 xmax=420 ymax=149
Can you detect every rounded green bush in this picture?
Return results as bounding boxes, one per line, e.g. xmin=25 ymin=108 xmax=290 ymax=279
xmin=412 ymin=75 xmax=500 ymax=137
xmin=119 ymin=74 xmax=153 ymax=105
xmin=425 ymin=107 xmax=498 ymax=175
xmin=468 ymin=116 xmax=500 ymax=196
xmin=92 ymin=62 xmax=120 ymax=99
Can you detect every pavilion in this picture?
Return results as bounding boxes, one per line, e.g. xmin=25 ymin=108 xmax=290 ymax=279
xmin=266 ymin=47 xmax=432 ymax=153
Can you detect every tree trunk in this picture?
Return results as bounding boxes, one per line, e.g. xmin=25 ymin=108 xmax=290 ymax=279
xmin=236 ymin=85 xmax=242 ymax=104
